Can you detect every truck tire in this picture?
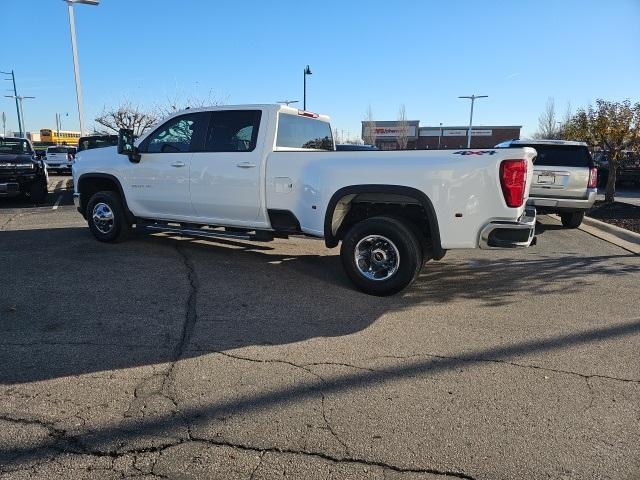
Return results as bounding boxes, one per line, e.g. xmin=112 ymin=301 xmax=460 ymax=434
xmin=560 ymin=211 xmax=585 ymax=229
xmin=86 ymin=190 xmax=131 ymax=242
xmin=340 ymin=216 xmax=423 ymax=296
xmin=28 ymin=179 xmax=48 ymax=204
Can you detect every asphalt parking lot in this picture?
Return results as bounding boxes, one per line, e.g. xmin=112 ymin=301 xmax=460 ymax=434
xmin=1 ymin=176 xmax=639 ymax=479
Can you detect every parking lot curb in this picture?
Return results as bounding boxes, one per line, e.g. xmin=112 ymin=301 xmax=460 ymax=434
xmin=548 ymin=214 xmax=640 ymax=255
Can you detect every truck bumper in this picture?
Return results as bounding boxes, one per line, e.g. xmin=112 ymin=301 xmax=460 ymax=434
xmin=479 ymin=207 xmax=537 ymax=249
xmin=0 ymin=182 xmax=21 ymax=197
xmin=527 ymin=189 xmax=596 ymax=211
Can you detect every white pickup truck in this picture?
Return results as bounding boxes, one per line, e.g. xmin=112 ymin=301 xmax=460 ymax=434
xmin=73 ymin=104 xmax=536 ymax=295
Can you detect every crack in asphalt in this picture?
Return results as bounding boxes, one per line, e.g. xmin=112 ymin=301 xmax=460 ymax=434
xmin=369 ymin=352 xmax=640 ymax=384
xmin=214 ymin=350 xmax=350 ymax=456
xmin=0 ymin=415 xmax=475 ymax=479
xmin=248 ymin=450 xmax=265 ymax=480
xmin=120 ymin=243 xmax=199 ymax=440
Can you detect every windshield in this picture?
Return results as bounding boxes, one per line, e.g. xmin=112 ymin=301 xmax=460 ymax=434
xmin=47 ymin=147 xmax=69 ymax=153
xmin=519 ymin=144 xmax=593 ymax=168
xmin=0 ymin=138 xmax=33 ymax=155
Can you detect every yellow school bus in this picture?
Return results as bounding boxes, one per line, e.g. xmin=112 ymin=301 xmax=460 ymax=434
xmin=40 ymin=129 xmax=81 ymax=146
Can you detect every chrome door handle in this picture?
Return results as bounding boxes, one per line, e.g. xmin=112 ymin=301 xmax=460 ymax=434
xmin=236 ymin=162 xmax=256 ymax=169
xmin=171 ymin=161 xmax=186 ymax=167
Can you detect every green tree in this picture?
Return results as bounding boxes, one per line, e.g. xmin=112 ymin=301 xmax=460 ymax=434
xmin=564 ymin=99 xmax=640 ymax=203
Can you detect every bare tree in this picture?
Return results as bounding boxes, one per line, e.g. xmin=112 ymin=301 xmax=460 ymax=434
xmin=363 ymin=105 xmax=377 ymax=146
xmin=533 ymin=98 xmax=562 ymax=139
xmin=94 ymin=101 xmax=158 ymax=137
xmin=155 ymin=89 xmax=228 ymax=119
xmin=396 ymin=104 xmax=409 ymax=150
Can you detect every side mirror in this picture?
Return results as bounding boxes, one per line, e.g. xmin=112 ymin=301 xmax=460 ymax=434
xmin=117 ymin=128 xmax=140 ymax=163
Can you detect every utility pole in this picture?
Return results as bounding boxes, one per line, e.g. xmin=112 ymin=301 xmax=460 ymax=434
xmin=458 ymin=94 xmax=488 ymax=148
xmin=438 ymin=122 xmax=443 ymax=149
xmin=5 ymin=95 xmax=35 ymax=139
xmin=1 ymin=70 xmax=23 ymax=137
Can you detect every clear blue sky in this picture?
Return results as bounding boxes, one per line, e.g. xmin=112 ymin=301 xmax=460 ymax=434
xmin=2 ymin=0 xmax=639 ymax=139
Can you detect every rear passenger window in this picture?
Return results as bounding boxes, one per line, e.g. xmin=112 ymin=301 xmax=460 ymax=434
xmin=204 ymin=110 xmax=261 ymax=152
xmin=276 ymin=114 xmax=333 ymax=150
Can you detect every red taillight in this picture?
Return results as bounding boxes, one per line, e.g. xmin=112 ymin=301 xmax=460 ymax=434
xmin=500 ymin=159 xmax=528 ymax=208
xmin=588 ymin=167 xmax=598 ymax=189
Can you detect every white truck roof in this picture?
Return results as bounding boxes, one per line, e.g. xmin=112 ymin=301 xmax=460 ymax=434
xmin=498 ymin=139 xmax=588 ymax=147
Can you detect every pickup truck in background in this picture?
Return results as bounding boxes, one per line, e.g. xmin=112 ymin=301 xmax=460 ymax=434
xmin=0 ymin=136 xmax=48 ymax=203
xmin=72 ymin=104 xmax=536 ymax=295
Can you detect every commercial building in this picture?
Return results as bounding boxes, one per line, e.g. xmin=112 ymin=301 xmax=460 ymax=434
xmin=362 ymin=121 xmax=521 ymax=150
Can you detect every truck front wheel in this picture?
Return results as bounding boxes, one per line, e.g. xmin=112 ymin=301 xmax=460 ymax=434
xmin=28 ymin=179 xmax=48 ymax=204
xmin=340 ymin=216 xmax=423 ymax=296
xmin=86 ymin=191 xmax=131 ymax=242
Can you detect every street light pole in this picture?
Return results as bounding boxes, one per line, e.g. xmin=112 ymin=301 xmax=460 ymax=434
xmin=1 ymin=70 xmax=23 ymax=137
xmin=63 ymin=0 xmax=99 ymax=136
xmin=438 ymin=122 xmax=443 ymax=149
xmin=458 ymin=94 xmax=488 ymax=148
xmin=303 ymin=65 xmax=312 ymax=110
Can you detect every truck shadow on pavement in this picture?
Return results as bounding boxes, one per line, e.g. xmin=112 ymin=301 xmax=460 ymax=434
xmin=1 ymin=226 xmax=639 ymax=386
xmin=1 ymin=226 xmax=640 ymax=469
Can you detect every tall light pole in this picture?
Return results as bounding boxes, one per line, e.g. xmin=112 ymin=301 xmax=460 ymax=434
xmin=303 ymin=65 xmax=312 ymax=110
xmin=1 ymin=70 xmax=23 ymax=137
xmin=458 ymin=94 xmax=488 ymax=148
xmin=5 ymin=95 xmax=35 ymax=139
xmin=63 ymin=0 xmax=99 ymax=136
xmin=438 ymin=122 xmax=443 ymax=149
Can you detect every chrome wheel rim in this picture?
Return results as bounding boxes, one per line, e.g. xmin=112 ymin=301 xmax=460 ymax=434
xmin=354 ymin=235 xmax=400 ymax=281
xmin=92 ymin=202 xmax=114 ymax=234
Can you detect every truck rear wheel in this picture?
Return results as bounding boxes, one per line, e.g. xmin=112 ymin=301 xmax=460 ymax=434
xmin=560 ymin=211 xmax=585 ymax=229
xmin=340 ymin=216 xmax=423 ymax=296
xmin=86 ymin=190 xmax=131 ymax=242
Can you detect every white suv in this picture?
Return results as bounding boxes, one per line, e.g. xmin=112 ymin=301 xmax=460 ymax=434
xmin=496 ymin=140 xmax=597 ymax=228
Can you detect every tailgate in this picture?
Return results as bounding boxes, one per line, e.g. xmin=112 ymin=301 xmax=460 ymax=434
xmin=530 ymin=166 xmax=589 ymax=199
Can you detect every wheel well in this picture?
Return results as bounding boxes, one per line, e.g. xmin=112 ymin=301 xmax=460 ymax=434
xmin=324 ymin=186 xmax=445 ymax=259
xmin=77 ymin=174 xmax=132 ymax=221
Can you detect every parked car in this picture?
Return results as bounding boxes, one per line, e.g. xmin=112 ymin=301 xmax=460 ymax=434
xmin=73 ymin=104 xmax=537 ymax=295
xmin=45 ymin=145 xmax=75 ymax=172
xmin=336 ymin=144 xmax=378 ymax=151
xmin=594 ymin=150 xmax=640 ymax=187
xmin=77 ymin=134 xmax=119 ymax=153
xmin=496 ymin=139 xmax=597 ymax=228
xmin=0 ymin=137 xmax=48 ymax=203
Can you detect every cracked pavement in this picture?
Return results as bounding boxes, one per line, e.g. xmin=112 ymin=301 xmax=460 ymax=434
xmin=1 ymin=191 xmax=639 ymax=479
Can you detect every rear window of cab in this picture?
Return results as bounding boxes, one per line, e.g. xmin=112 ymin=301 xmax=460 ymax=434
xmin=276 ymin=114 xmax=334 ymax=150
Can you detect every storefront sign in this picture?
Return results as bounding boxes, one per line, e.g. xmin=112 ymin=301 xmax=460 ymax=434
xmin=443 ymin=129 xmax=493 ymax=137
xmin=365 ymin=126 xmax=417 ymax=138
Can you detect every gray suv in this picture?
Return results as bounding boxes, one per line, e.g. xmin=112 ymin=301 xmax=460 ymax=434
xmin=496 ymin=140 xmax=597 ymax=228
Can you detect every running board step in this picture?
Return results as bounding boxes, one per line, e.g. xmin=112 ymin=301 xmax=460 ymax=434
xmin=144 ymin=224 xmax=254 ymax=241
